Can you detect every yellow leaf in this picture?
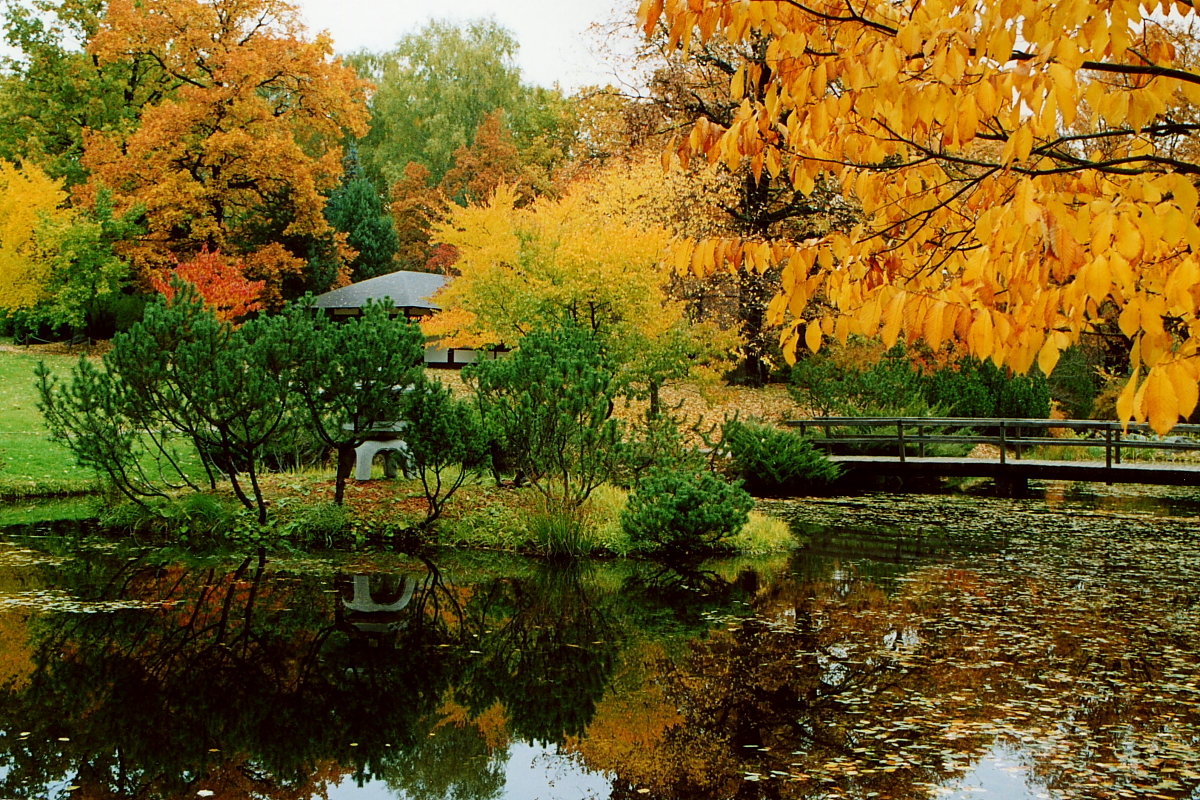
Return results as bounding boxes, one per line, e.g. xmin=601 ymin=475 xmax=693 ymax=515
xmin=834 ymin=315 xmax=850 ymax=343
xmin=805 ymin=320 xmax=822 ymax=352
xmin=956 ymin=96 xmax=979 ymax=144
xmin=923 ymin=300 xmax=948 ymax=350
xmin=1171 ymin=174 xmax=1198 ymax=216
xmin=781 ymin=325 xmax=801 ymax=366
xmin=1114 ymin=216 xmax=1143 ymax=261
xmin=1084 ymin=256 xmax=1110 ymax=301
xmin=880 ymin=291 xmax=906 ymax=347
xmin=1144 ymin=371 xmax=1179 ymax=434
xmin=969 ymin=310 xmax=995 ymax=359
xmin=1037 ymin=335 xmax=1061 ymax=376
xmin=1118 ymin=297 xmax=1142 ymax=338
xmin=1116 ymin=370 xmax=1139 ymax=425
xmin=1169 ymin=362 xmax=1199 ymax=422
xmin=1012 ymin=125 xmax=1033 ymax=162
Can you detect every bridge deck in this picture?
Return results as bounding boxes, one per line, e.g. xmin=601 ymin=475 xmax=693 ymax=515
xmin=832 ymin=455 xmax=1200 ymax=485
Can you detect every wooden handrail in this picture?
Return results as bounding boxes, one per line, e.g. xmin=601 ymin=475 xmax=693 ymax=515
xmin=787 ymin=416 xmax=1200 ymax=467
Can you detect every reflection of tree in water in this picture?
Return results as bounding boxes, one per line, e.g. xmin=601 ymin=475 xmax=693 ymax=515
xmin=577 ymin=549 xmax=1200 ymax=800
xmin=617 ymin=560 xmax=762 ymax=634
xmin=0 ymin=551 xmax=473 ymax=799
xmin=327 ymin=567 xmax=510 ymax=800
xmin=457 ymin=562 xmax=623 ymax=746
xmin=378 ymin=715 xmax=507 ymax=800
xmin=0 ymin=549 xmax=635 ymax=800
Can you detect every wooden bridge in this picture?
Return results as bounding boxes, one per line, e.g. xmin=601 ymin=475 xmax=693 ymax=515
xmin=785 ymin=417 xmax=1200 ymax=487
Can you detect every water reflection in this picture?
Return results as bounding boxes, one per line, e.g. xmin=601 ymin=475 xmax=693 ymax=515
xmin=0 ymin=490 xmax=1196 ymax=800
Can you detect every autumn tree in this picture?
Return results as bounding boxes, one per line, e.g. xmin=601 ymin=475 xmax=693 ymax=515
xmin=389 ymin=162 xmax=450 ymax=272
xmin=0 ymin=0 xmax=168 ymax=185
xmin=640 ymin=0 xmax=1200 ymax=431
xmin=148 ymin=247 xmax=265 ymax=323
xmin=621 ymin=21 xmax=859 ymax=384
xmin=81 ymin=0 xmax=369 ymax=304
xmin=430 ymin=175 xmax=672 ymax=348
xmin=441 ymin=111 xmax=548 ymax=207
xmin=431 ymin=166 xmax=738 ymax=413
xmin=0 ymin=159 xmax=70 ymax=312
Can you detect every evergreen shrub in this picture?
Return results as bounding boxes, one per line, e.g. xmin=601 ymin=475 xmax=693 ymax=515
xmin=927 ymin=357 xmax=1050 ymax=419
xmin=720 ymin=419 xmax=840 ymax=495
xmin=621 ymin=466 xmax=753 ymax=556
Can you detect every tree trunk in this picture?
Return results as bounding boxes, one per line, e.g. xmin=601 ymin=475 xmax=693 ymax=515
xmin=334 ymin=443 xmax=357 ymax=505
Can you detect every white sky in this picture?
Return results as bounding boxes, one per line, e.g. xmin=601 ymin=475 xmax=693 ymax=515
xmin=293 ymin=0 xmax=644 ymax=92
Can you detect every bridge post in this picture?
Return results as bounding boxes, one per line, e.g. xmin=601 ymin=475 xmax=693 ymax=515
xmin=897 ymin=420 xmax=906 ymax=462
xmin=999 ymin=421 xmax=1007 ymax=465
xmin=1105 ymin=428 xmax=1112 ymax=469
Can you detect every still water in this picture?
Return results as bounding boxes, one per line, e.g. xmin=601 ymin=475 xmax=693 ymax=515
xmin=0 ymin=485 xmax=1198 ymax=800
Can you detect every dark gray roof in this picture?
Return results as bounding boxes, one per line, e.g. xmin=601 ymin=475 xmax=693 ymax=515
xmin=311 ymin=270 xmax=449 ymax=311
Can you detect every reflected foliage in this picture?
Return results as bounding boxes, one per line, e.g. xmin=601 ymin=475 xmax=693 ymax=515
xmin=1 ymin=494 xmax=1199 ymax=800
xmin=458 ymin=563 xmax=623 ymax=745
xmin=575 ymin=500 xmax=1200 ymax=800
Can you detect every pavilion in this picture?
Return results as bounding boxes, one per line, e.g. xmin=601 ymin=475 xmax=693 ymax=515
xmin=310 ymin=269 xmax=489 ymax=368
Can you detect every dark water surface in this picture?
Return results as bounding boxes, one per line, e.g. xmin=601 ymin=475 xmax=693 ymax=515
xmin=0 ymin=483 xmax=1198 ymax=799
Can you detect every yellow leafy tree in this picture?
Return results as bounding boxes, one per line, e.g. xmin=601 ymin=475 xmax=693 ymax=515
xmin=81 ymin=0 xmax=369 ymax=303
xmin=640 ymin=0 xmax=1200 ymax=431
xmin=430 ymin=176 xmax=676 ymax=348
xmin=0 ymin=160 xmax=70 ymax=311
xmin=430 ymin=167 xmax=739 ymax=412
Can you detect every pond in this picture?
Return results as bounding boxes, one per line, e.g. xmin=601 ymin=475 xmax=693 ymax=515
xmin=0 ymin=483 xmax=1198 ymax=800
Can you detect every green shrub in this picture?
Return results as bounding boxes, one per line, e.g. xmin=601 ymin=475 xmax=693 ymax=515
xmin=467 ymin=319 xmax=625 ymax=516
xmin=790 ymin=343 xmax=940 ymax=417
xmin=1047 ymin=345 xmax=1101 ymax=419
xmin=621 ymin=467 xmax=753 ymax=557
xmin=927 ymin=357 xmax=1050 ymax=419
xmin=619 ymin=414 xmax=707 ymax=484
xmin=401 ymin=376 xmax=490 ymax=525
xmin=792 ymin=341 xmax=1052 ymax=423
xmin=284 ymin=501 xmax=351 ymax=548
xmin=720 ymin=420 xmax=840 ymax=495
xmin=38 ymin=285 xmax=296 ymax=523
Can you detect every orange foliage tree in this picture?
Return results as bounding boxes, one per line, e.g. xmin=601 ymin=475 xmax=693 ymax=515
xmin=81 ymin=0 xmax=369 ymax=305
xmin=442 ymin=110 xmax=560 ymax=207
xmin=148 ymin=247 xmax=264 ymax=322
xmin=640 ymin=0 xmax=1200 ymax=430
xmin=390 ymin=162 xmax=450 ymax=272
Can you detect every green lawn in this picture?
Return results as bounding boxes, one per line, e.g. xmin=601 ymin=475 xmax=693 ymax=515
xmin=0 ymin=344 xmax=98 ymax=496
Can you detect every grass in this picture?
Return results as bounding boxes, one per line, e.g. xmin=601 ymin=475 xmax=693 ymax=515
xmin=0 ymin=341 xmax=225 ymax=502
xmin=0 ymin=343 xmax=99 ymax=497
xmin=0 ymin=495 xmax=101 ymax=527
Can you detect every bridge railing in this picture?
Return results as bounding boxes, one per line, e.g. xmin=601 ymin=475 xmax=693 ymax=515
xmin=785 ymin=417 xmax=1200 ymax=467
